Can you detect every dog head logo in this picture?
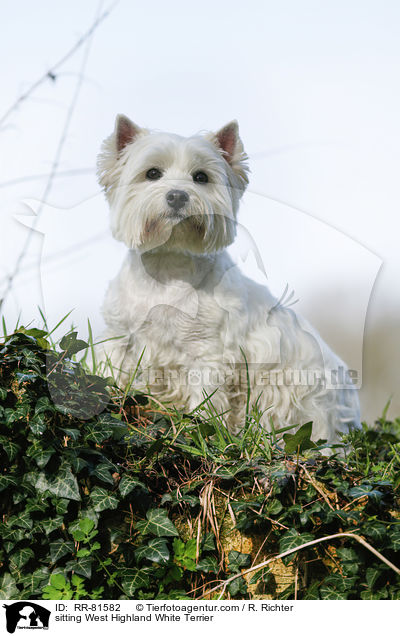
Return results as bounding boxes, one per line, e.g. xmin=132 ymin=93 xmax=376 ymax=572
xmin=2 ymin=603 xmax=50 ymax=634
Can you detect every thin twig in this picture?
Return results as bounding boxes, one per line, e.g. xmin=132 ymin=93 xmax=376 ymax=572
xmin=0 ymin=2 xmax=112 ymax=311
xmin=0 ymin=2 xmax=119 ymax=129
xmin=0 ymin=167 xmax=94 ymax=189
xmin=198 ymin=531 xmax=400 ymax=599
xmin=300 ymin=464 xmax=334 ymax=510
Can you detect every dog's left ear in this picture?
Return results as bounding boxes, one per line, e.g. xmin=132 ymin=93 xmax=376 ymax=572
xmin=209 ymin=121 xmax=249 ymax=186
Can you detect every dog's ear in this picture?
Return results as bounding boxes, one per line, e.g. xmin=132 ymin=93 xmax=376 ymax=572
xmin=215 ymin=121 xmax=240 ymax=164
xmin=97 ymin=115 xmax=147 ymax=198
xmin=209 ymin=121 xmax=249 ymax=187
xmin=115 ymin=114 xmax=142 ymax=152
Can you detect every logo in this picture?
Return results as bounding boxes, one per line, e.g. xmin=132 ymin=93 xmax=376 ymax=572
xmin=3 ymin=603 xmax=50 ymax=634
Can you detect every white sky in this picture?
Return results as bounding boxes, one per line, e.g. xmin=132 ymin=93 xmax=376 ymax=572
xmin=0 ymin=0 xmax=399 ymax=421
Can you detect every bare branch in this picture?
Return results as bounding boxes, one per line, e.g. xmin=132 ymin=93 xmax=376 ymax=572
xmin=0 ymin=167 xmax=94 ymax=189
xmin=0 ymin=1 xmax=115 ymax=311
xmin=198 ymin=531 xmax=400 ymax=599
xmin=0 ymin=1 xmax=119 ymax=130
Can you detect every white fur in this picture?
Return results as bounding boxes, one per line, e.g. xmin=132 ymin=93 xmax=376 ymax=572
xmin=98 ymin=116 xmax=360 ymax=443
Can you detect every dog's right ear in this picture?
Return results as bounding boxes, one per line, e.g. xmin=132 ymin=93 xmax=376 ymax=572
xmin=115 ymin=114 xmax=142 ymax=152
xmin=97 ymin=115 xmax=147 ymax=198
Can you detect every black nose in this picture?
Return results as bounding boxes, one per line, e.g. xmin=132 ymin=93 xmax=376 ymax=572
xmin=166 ymin=189 xmax=189 ymax=211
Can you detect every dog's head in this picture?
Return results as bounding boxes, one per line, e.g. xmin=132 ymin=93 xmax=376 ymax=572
xmin=97 ymin=116 xmax=249 ymax=253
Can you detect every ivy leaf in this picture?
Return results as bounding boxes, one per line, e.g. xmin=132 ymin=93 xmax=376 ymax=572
xmin=91 ymin=463 xmax=115 ymax=485
xmin=41 ymin=516 xmax=64 ymax=536
xmin=227 ymin=575 xmax=247 ymax=597
xmin=366 ymin=567 xmax=381 ymax=589
xmin=0 ymin=475 xmax=19 ymax=492
xmin=135 ymin=538 xmax=170 ymax=563
xmin=320 ymin=586 xmax=349 ymax=600
xmin=228 ymin=550 xmax=251 ymax=573
xmin=72 ymin=556 xmax=93 ymax=579
xmin=29 ymin=413 xmax=47 ymax=436
xmin=279 ymin=528 xmax=315 ymax=563
xmin=266 ymin=499 xmax=283 ymax=516
xmin=363 ymin=522 xmax=386 ymax=542
xmin=9 ymin=548 xmax=34 ymax=573
xmin=50 ymin=540 xmax=75 ymax=563
xmin=0 ymin=573 xmax=19 ymax=599
xmin=196 ymin=556 xmax=219 ymax=573
xmin=121 ymin=568 xmax=151 ymax=595
xmin=283 ymin=421 xmax=316 ymax=454
xmin=26 ymin=440 xmax=55 ymax=467
xmin=119 ymin=474 xmax=147 ymax=496
xmin=49 ymin=467 xmax=81 ymax=501
xmin=90 ymin=487 xmax=119 ymax=512
xmin=389 ymin=530 xmax=400 ymax=551
xmin=19 ymin=567 xmax=49 ymax=595
xmin=202 ymin=533 xmax=216 ymax=552
xmin=136 ymin=509 xmax=179 ymax=538
xmin=59 ymin=332 xmax=88 ymax=356
xmin=0 ymin=436 xmax=20 ymax=462
xmin=12 ymin=510 xmax=33 ymax=530
xmin=84 ymin=423 xmax=114 ymax=444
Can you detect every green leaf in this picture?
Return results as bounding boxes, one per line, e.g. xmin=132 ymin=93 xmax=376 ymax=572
xmin=59 ymin=332 xmax=88 ymax=356
xmin=136 ymin=509 xmax=179 ymax=538
xmin=119 ymin=474 xmax=147 ymax=496
xmin=135 ymin=538 xmax=170 ymax=563
xmin=26 ymin=440 xmax=55 ymax=467
xmin=303 ymin=581 xmax=320 ymax=599
xmin=362 ymin=522 xmax=386 ymax=542
xmin=283 ymin=421 xmax=316 ymax=454
xmin=29 ymin=413 xmax=47 ymax=436
xmin=0 ymin=474 xmax=19 ymax=492
xmin=92 ymin=463 xmax=115 ymax=485
xmin=41 ymin=516 xmax=64 ymax=536
xmin=366 ymin=567 xmax=381 ymax=589
xmin=50 ymin=540 xmax=75 ymax=563
xmin=320 ymin=586 xmax=348 ymax=600
xmin=12 ymin=510 xmax=33 ymax=530
xmin=79 ymin=518 xmax=95 ymax=534
xmin=228 ymin=550 xmax=251 ymax=573
xmin=84 ymin=423 xmax=114 ymax=444
xmin=19 ymin=567 xmax=49 ymax=595
xmin=0 ymin=436 xmax=20 ymax=462
xmin=266 ymin=499 xmax=283 ymax=516
xmin=121 ymin=568 xmax=151 ymax=595
xmin=73 ymin=556 xmax=93 ymax=579
xmin=202 ymin=532 xmax=216 ymax=553
xmin=48 ymin=467 xmax=81 ymax=501
xmin=0 ymin=573 xmax=19 ymax=599
xmin=279 ymin=528 xmax=315 ymax=562
xmin=360 ymin=589 xmax=388 ymax=600
xmin=49 ymin=573 xmax=68 ymax=590
xmin=90 ymin=487 xmax=119 ymax=512
xmin=197 ymin=556 xmax=219 ymax=573
xmin=9 ymin=547 xmax=34 ymax=573
xmin=228 ymin=575 xmax=247 ymax=597
xmin=389 ymin=530 xmax=400 ymax=551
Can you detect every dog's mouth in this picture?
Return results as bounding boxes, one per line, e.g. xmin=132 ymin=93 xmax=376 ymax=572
xmin=140 ymin=211 xmax=207 ymax=249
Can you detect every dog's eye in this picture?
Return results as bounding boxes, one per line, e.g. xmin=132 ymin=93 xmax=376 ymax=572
xmin=146 ymin=168 xmax=162 ymax=180
xmin=193 ymin=171 xmax=208 ymax=184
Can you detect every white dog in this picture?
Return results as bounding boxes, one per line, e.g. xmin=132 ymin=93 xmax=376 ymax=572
xmin=97 ymin=115 xmax=360 ymax=443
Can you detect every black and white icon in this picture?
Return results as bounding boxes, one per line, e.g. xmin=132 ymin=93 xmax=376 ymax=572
xmin=3 ymin=602 xmax=51 ymax=634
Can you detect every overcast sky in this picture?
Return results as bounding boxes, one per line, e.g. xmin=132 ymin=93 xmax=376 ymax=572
xmin=0 ymin=0 xmax=399 ymax=421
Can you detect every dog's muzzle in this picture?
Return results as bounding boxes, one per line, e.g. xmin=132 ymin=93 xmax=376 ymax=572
xmin=166 ymin=189 xmax=189 ymax=212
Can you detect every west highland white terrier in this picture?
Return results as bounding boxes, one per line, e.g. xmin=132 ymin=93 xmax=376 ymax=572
xmin=97 ymin=115 xmax=360 ymax=443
